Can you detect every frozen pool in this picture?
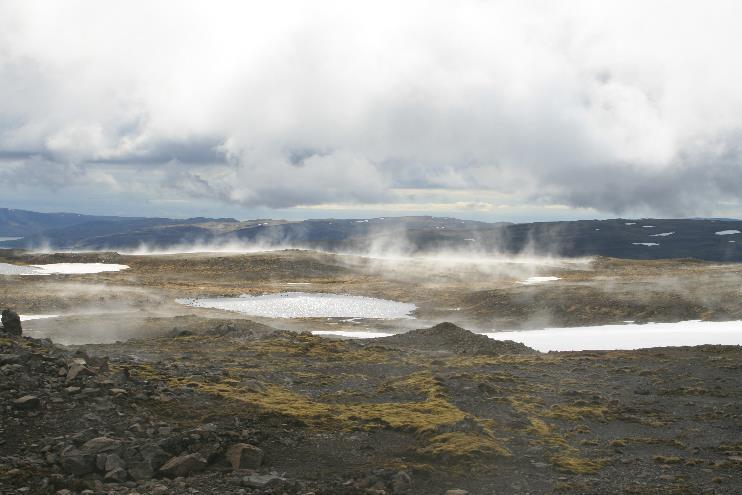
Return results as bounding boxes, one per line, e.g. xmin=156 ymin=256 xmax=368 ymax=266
xmin=177 ymin=292 xmax=417 ymax=319
xmin=0 ymin=263 xmax=129 ymax=275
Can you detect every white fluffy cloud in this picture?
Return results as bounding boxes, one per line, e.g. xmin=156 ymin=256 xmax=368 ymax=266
xmin=1 ymin=0 xmax=742 ymax=217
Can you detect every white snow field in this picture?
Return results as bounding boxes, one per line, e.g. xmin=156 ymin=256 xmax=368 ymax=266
xmin=312 ymin=320 xmax=742 ymax=352
xmin=0 ymin=263 xmax=129 ymax=276
xmin=485 ymin=320 xmax=742 ymax=352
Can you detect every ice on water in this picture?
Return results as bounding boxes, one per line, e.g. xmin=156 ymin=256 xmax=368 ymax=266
xmin=177 ymin=292 xmax=416 ymax=319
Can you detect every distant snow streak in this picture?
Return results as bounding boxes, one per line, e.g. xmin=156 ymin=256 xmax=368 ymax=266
xmin=485 ymin=320 xmax=742 ymax=352
xmin=520 ymin=276 xmax=561 ymax=285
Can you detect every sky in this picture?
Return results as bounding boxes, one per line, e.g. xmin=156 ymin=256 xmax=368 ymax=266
xmin=1 ymin=0 xmax=742 ymax=222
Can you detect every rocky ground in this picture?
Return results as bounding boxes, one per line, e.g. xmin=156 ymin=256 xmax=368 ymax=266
xmin=2 ymin=321 xmax=741 ymax=495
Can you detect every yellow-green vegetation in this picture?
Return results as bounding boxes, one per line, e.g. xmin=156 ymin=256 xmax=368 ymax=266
xmin=418 ymin=432 xmax=510 ymax=458
xmin=616 ymin=437 xmax=686 ymax=449
xmin=125 ymin=333 xmax=615 ymax=472
xmin=545 ymin=403 xmax=608 ymax=421
xmin=520 ymin=415 xmax=606 ymax=473
xmin=653 ymin=455 xmax=683 ymax=464
xmin=130 ymin=335 xmax=516 ymax=463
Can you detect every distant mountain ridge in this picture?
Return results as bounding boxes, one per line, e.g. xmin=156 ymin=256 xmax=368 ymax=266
xmin=1 ymin=208 xmax=741 ymax=261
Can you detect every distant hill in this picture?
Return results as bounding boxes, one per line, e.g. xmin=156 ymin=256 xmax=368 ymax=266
xmin=0 ymin=208 xmax=117 ymax=236
xmin=0 ymin=208 xmax=741 ymax=261
xmin=0 ymin=208 xmax=238 ymax=244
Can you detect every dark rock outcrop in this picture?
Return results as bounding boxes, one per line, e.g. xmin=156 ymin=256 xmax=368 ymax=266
xmin=1 ymin=309 xmax=22 ymax=336
xmin=374 ymin=322 xmax=537 ymax=355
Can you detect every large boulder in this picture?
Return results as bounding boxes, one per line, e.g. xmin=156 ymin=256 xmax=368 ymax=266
xmin=1 ymin=309 xmax=21 ymax=336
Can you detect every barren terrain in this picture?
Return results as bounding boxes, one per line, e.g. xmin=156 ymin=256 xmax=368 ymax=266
xmin=1 ymin=248 xmax=742 ymax=494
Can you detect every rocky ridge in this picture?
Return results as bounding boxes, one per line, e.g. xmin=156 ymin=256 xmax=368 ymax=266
xmin=372 ymin=322 xmax=536 ymax=355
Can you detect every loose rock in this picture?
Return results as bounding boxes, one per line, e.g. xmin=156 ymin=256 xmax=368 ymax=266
xmin=159 ymin=453 xmax=207 ymax=478
xmin=13 ymin=395 xmax=40 ymax=410
xmin=225 ymin=443 xmax=264 ymax=470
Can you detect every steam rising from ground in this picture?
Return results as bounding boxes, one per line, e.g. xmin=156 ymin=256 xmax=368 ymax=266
xmin=100 ymin=220 xmax=595 ymax=283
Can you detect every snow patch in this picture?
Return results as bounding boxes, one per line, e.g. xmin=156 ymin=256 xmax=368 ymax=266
xmin=520 ymin=276 xmax=561 ymax=285
xmin=312 ymin=331 xmax=394 ymax=339
xmin=19 ymin=314 xmax=61 ymax=321
xmin=632 ymin=242 xmax=659 ymax=247
xmin=0 ymin=263 xmax=129 ymax=276
xmin=485 ymin=320 xmax=742 ymax=352
xmin=650 ymin=232 xmax=674 ymax=237
xmin=715 ymin=230 xmax=740 ymax=235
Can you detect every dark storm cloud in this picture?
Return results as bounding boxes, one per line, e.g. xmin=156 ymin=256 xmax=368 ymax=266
xmin=89 ymin=137 xmax=227 ymax=166
xmin=1 ymin=1 xmax=741 ymax=217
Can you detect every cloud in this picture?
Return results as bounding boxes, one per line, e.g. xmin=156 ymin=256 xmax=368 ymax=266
xmin=1 ymin=0 xmax=742 ymax=217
